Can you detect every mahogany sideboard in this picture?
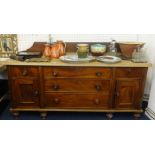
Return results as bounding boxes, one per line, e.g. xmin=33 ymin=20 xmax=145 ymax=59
xmin=6 ymin=59 xmax=151 ymax=119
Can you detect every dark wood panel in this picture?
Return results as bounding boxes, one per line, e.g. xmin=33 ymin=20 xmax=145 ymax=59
xmin=43 ymin=67 xmax=112 ymax=79
xmin=11 ymin=78 xmax=40 ymax=108
xmin=44 ymin=78 xmax=111 ymax=93
xmin=115 ymin=67 xmax=147 ymax=78
xmin=10 ymin=66 xmax=39 ymax=77
xmin=114 ymin=79 xmax=141 ymax=109
xmin=44 ymin=93 xmax=110 ymax=109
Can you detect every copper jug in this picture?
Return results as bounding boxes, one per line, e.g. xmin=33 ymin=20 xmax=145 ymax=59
xmin=43 ymin=44 xmax=51 ymax=57
xmin=56 ymin=40 xmax=66 ymax=56
xmin=50 ymin=44 xmax=60 ymax=59
xmin=50 ymin=40 xmax=66 ymax=59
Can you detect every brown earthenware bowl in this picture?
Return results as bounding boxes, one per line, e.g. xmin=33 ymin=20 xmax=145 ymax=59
xmin=119 ymin=42 xmax=145 ymax=59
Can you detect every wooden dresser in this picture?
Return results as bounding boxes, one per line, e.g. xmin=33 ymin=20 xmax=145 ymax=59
xmin=6 ymin=59 xmax=151 ymax=119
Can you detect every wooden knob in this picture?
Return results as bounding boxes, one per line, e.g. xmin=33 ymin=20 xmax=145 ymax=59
xmin=53 ymin=71 xmax=59 ymax=77
xmin=52 ymin=84 xmax=60 ymax=90
xmin=22 ymin=69 xmax=28 ymax=76
xmin=34 ymin=91 xmax=39 ymax=96
xmin=127 ymin=68 xmax=132 ymax=73
xmin=94 ymin=98 xmax=100 ymax=105
xmin=96 ymin=72 xmax=102 ymax=77
xmin=95 ymin=84 xmax=101 ymax=91
xmin=115 ymin=92 xmax=119 ymax=97
xmin=53 ymin=98 xmax=60 ymax=104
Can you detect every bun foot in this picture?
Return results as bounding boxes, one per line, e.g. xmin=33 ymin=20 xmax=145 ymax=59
xmin=106 ymin=113 xmax=113 ymax=119
xmin=134 ymin=113 xmax=141 ymax=119
xmin=12 ymin=112 xmax=20 ymax=119
xmin=40 ymin=112 xmax=47 ymax=119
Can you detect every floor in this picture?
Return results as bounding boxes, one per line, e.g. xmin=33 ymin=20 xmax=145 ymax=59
xmin=0 ymin=100 xmax=150 ymax=120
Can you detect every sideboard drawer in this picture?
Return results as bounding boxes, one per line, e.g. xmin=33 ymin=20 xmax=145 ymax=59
xmin=44 ymin=79 xmax=111 ymax=93
xmin=10 ymin=66 xmax=39 ymax=77
xmin=44 ymin=93 xmax=110 ymax=109
xmin=43 ymin=67 xmax=112 ymax=79
xmin=115 ymin=68 xmax=146 ymax=78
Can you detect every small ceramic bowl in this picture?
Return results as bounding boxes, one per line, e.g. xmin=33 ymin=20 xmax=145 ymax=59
xmin=91 ymin=44 xmax=106 ymax=56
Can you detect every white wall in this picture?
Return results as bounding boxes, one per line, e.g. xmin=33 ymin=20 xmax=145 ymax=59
xmin=18 ymin=34 xmax=49 ymax=51
xmin=17 ymin=34 xmax=139 ymax=51
xmin=138 ymin=35 xmax=155 ymax=94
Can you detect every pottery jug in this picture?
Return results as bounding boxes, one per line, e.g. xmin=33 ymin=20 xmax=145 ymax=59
xmin=77 ymin=44 xmax=89 ymax=58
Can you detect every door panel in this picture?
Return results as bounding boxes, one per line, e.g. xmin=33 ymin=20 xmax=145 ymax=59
xmin=11 ymin=78 xmax=40 ymax=108
xmin=115 ymin=79 xmax=140 ymax=109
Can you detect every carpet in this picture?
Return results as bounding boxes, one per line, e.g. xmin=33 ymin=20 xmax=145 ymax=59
xmin=0 ymin=100 xmax=150 ymax=120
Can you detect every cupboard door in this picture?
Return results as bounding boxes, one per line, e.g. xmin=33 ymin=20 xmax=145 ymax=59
xmin=115 ymin=79 xmax=141 ymax=109
xmin=11 ymin=78 xmax=40 ymax=108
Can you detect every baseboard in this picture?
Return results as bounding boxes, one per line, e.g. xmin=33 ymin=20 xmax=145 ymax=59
xmin=145 ymin=107 xmax=155 ymax=120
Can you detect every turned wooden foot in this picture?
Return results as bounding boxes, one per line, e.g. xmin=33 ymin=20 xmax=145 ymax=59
xmin=12 ymin=112 xmax=20 ymax=119
xmin=106 ymin=113 xmax=113 ymax=119
xmin=134 ymin=113 xmax=141 ymax=119
xmin=40 ymin=112 xmax=47 ymax=119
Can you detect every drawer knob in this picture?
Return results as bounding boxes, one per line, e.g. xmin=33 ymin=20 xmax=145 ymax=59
xmin=96 ymin=72 xmax=102 ymax=77
xmin=53 ymin=71 xmax=59 ymax=77
xmin=95 ymin=84 xmax=102 ymax=91
xmin=94 ymin=98 xmax=100 ymax=105
xmin=52 ymin=84 xmax=60 ymax=90
xmin=115 ymin=92 xmax=120 ymax=97
xmin=53 ymin=98 xmax=60 ymax=104
xmin=22 ymin=69 xmax=28 ymax=76
xmin=127 ymin=68 xmax=132 ymax=73
xmin=34 ymin=91 xmax=39 ymax=96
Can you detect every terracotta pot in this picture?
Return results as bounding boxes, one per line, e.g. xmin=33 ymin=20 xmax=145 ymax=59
xmin=119 ymin=42 xmax=145 ymax=59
